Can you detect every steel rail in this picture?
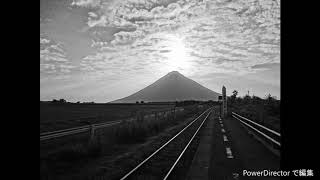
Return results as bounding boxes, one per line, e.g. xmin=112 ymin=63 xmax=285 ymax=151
xmin=119 ymin=107 xmax=212 ymax=180
xmin=163 ymin=110 xmax=212 ymax=180
xmin=232 ymin=115 xmax=281 ymax=146
xmin=232 ymin=112 xmax=280 ymax=137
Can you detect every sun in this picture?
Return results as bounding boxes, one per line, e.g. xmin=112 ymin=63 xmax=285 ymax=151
xmin=165 ymin=35 xmax=191 ymax=72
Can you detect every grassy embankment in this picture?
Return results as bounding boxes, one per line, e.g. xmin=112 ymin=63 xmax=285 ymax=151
xmin=227 ymin=95 xmax=280 ymax=132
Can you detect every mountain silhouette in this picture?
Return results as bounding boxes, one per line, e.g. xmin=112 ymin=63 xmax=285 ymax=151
xmin=111 ymin=71 xmax=221 ymax=103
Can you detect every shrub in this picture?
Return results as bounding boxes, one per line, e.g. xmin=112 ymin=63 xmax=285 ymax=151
xmin=113 ymin=106 xmax=197 ymax=144
xmin=228 ymin=92 xmax=280 ymax=131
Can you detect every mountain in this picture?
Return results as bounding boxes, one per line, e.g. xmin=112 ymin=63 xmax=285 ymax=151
xmin=111 ymin=71 xmax=221 ymax=103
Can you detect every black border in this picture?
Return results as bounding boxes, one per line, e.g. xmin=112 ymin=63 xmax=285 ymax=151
xmin=280 ymin=0 xmax=318 ymax=178
xmin=6 ymin=0 xmax=319 ymax=178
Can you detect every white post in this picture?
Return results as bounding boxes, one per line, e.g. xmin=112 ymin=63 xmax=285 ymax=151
xmin=222 ymin=86 xmax=227 ymax=117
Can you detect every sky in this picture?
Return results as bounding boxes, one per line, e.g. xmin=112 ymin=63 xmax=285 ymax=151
xmin=40 ymin=0 xmax=280 ymax=102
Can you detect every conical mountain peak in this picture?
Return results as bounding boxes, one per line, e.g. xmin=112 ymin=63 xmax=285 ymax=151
xmin=163 ymin=71 xmax=184 ymax=79
xmin=111 ymin=71 xmax=220 ymax=103
xmin=168 ymin=71 xmax=180 ymax=75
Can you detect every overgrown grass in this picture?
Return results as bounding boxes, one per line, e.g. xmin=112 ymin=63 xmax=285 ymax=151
xmin=228 ymin=96 xmax=280 ymax=131
xmin=40 ymin=103 xmax=175 ymax=133
xmin=115 ymin=108 xmax=193 ymax=144
xmin=40 ymin=104 xmax=206 ymax=180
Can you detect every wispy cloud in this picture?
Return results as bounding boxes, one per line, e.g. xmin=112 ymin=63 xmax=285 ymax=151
xmin=251 ymin=62 xmax=280 ymax=70
xmin=71 ymin=0 xmax=101 ymax=8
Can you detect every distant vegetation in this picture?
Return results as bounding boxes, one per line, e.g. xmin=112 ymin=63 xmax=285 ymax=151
xmin=227 ymin=90 xmax=280 ymax=131
xmin=44 ymin=99 xmax=209 ymax=105
xmin=40 ymin=100 xmax=213 ymax=133
xmin=51 ymin=98 xmax=67 ymax=103
xmin=49 ymin=99 xmax=95 ymax=104
xmin=176 ymin=100 xmax=203 ymax=106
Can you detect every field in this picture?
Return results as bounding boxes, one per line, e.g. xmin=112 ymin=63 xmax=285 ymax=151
xmin=40 ymin=102 xmax=176 ymax=133
xmin=40 ymin=103 xmax=209 ymax=180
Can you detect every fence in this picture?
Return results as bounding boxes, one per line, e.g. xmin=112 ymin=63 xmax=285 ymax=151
xmin=231 ymin=112 xmax=280 ymax=156
xmin=40 ymin=107 xmax=185 ymax=141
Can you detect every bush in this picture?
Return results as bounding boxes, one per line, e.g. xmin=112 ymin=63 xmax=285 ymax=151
xmin=113 ymin=106 xmax=198 ymax=144
xmin=228 ymin=92 xmax=280 ymax=131
xmin=115 ymin=118 xmax=162 ymax=144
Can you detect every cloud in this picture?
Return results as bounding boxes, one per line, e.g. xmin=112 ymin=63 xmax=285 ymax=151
xmin=40 ymin=63 xmax=56 ymax=73
xmin=189 ymin=51 xmax=215 ymax=59
xmin=111 ymin=29 xmax=145 ymax=45
xmin=88 ymin=15 xmax=107 ymax=27
xmin=71 ymin=0 xmax=101 ymax=8
xmin=251 ymin=62 xmax=280 ymax=70
xmin=159 ymin=50 xmax=171 ymax=53
xmin=40 ymin=40 xmax=77 ymax=75
xmin=40 ymin=38 xmax=50 ymax=44
xmin=40 ymin=48 xmax=68 ymax=62
xmin=88 ymin=12 xmax=98 ymax=18
xmin=69 ymin=0 xmax=279 ymax=75
xmin=59 ymin=64 xmax=76 ymax=73
xmin=215 ymin=58 xmax=242 ymax=65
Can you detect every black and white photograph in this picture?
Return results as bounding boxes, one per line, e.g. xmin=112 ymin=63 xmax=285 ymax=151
xmin=41 ymin=0 xmax=287 ymax=179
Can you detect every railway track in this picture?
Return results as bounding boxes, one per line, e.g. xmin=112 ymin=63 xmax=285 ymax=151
xmin=117 ymin=107 xmax=213 ymax=180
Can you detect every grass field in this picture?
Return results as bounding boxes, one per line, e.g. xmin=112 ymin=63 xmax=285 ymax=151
xmin=228 ymin=102 xmax=280 ymax=132
xmin=40 ymin=102 xmax=176 ymax=133
xmin=40 ymin=103 xmax=209 ymax=180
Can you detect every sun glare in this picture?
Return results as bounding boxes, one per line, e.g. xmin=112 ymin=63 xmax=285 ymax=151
xmin=165 ymin=35 xmax=191 ymax=72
